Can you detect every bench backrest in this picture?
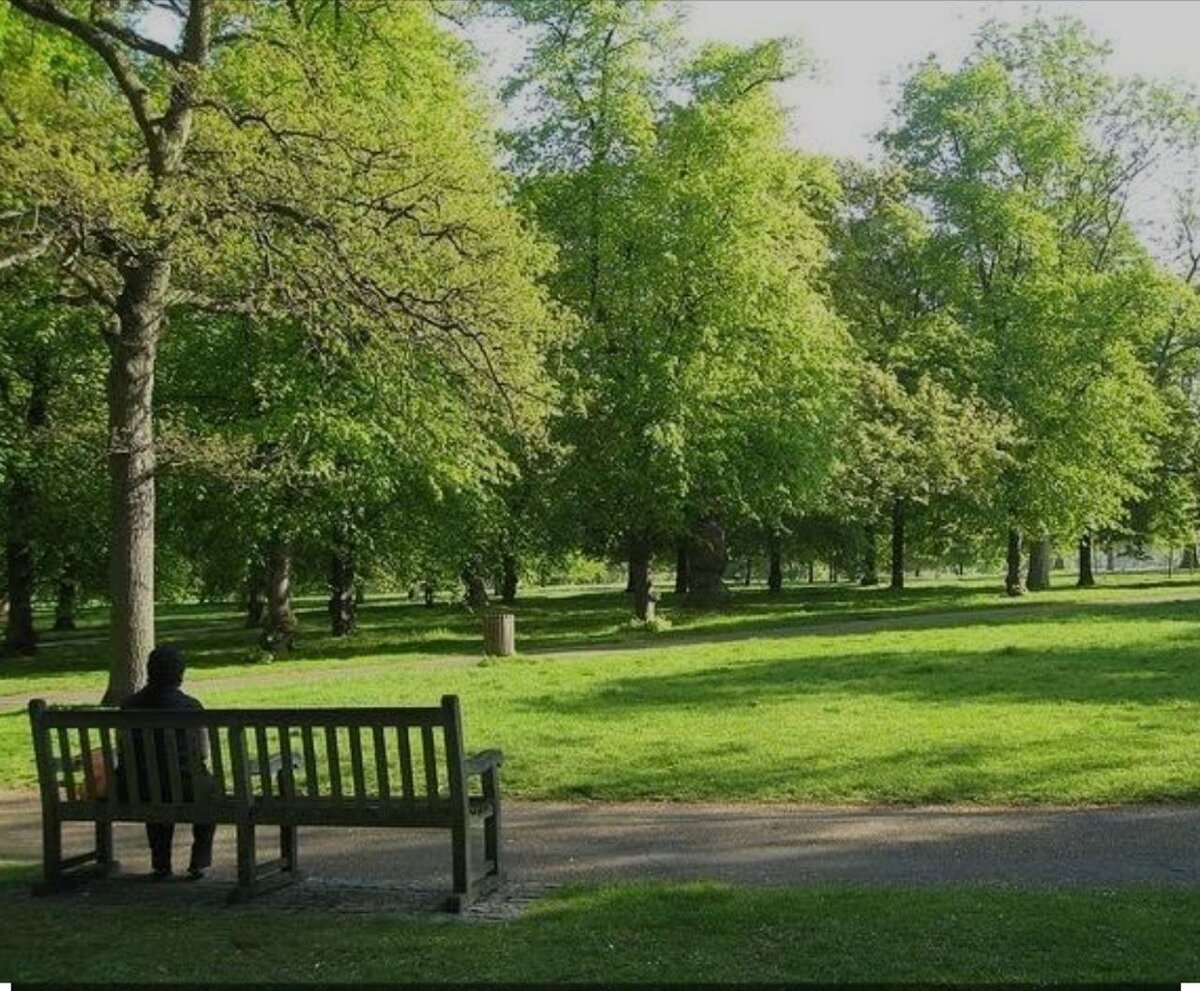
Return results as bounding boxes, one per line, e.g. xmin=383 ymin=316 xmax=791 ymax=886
xmin=29 ymin=695 xmax=469 ymax=815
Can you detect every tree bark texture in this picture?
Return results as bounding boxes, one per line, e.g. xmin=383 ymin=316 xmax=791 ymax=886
xmin=500 ymin=554 xmax=518 ymax=604
xmin=890 ymin=497 xmax=905 ymax=591
xmin=53 ymin=577 xmax=77 ymax=632
xmin=767 ymin=532 xmax=783 ymax=596
xmin=245 ymin=564 xmax=265 ymax=629
xmin=104 ymin=267 xmax=166 ymax=703
xmin=1005 ymin=528 xmax=1025 ymax=596
xmin=1077 ymin=533 xmax=1095 ymax=588
xmin=260 ymin=537 xmax=296 ymax=654
xmin=674 ymin=539 xmax=690 ymax=595
xmin=686 ymin=518 xmax=729 ymax=608
xmin=461 ymin=561 xmax=489 ymax=609
xmin=328 ymin=550 xmax=356 ymax=637
xmin=628 ymin=533 xmax=656 ymax=621
xmin=1026 ymin=536 xmax=1052 ymax=591
xmin=861 ymin=523 xmax=879 ymax=586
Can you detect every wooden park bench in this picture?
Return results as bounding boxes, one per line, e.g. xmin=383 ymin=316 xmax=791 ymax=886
xmin=28 ymin=695 xmax=503 ymax=910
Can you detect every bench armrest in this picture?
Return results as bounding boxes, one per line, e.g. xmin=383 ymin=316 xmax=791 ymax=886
xmin=463 ymin=749 xmax=503 ymax=776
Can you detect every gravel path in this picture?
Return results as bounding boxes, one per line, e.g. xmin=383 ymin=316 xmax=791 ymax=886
xmin=3 ymin=793 xmax=1197 ymax=893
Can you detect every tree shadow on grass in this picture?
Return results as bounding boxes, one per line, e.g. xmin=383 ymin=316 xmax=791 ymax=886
xmin=526 ymin=619 xmax=1200 ymax=715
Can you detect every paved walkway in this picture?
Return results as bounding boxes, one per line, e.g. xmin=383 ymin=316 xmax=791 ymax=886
xmin=2 ymin=793 xmax=1196 ymax=891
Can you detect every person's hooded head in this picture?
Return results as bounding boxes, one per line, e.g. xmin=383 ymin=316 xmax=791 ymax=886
xmin=146 ymin=644 xmax=186 ymax=690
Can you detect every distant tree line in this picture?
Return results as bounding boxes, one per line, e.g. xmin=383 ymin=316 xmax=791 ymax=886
xmin=1 ymin=1 xmax=1198 ymax=701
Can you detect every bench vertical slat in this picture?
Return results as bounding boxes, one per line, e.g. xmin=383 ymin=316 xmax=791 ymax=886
xmin=397 ymin=725 xmax=414 ymax=803
xmin=164 ymin=728 xmax=185 ymax=805
xmin=255 ymin=725 xmax=272 ymax=798
xmin=301 ymin=726 xmax=319 ymax=798
xmin=79 ymin=728 xmax=97 ymax=800
xmin=278 ymin=726 xmax=296 ymax=798
xmin=325 ymin=726 xmax=343 ymax=799
xmin=118 ymin=730 xmax=141 ymax=804
xmin=371 ymin=725 xmax=390 ymax=801
xmin=348 ymin=726 xmax=367 ymax=802
xmin=229 ymin=725 xmax=250 ymax=805
xmin=55 ymin=727 xmax=77 ymax=801
xmin=99 ymin=727 xmax=117 ymax=811
xmin=420 ymin=725 xmax=438 ymax=803
xmin=139 ymin=728 xmax=162 ymax=805
xmin=208 ymin=726 xmax=226 ymax=797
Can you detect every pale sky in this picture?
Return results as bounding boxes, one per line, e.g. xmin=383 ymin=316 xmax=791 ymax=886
xmin=677 ymin=1 xmax=1200 ymax=161
xmin=470 ymin=1 xmax=1200 ymax=240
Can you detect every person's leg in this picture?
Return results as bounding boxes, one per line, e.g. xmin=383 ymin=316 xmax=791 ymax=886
xmin=188 ymin=823 xmax=216 ymax=876
xmin=146 ymin=822 xmax=175 ymax=876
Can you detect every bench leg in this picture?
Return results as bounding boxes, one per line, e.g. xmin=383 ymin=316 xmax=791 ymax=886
xmin=94 ymin=820 xmax=118 ymax=876
xmin=39 ymin=812 xmax=62 ymax=888
xmin=232 ymin=822 xmax=256 ymax=902
xmin=483 ymin=768 xmax=502 ymax=883
xmin=449 ymin=816 xmax=474 ymax=912
xmin=280 ymin=824 xmax=298 ymax=874
xmin=33 ymin=816 xmax=119 ymax=895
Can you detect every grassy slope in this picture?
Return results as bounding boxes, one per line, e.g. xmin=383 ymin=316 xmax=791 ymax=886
xmin=1 ymin=873 xmax=1198 ymax=983
xmin=3 ymin=573 xmax=1199 ymax=802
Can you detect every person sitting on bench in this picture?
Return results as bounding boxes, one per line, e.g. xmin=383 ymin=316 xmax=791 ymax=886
xmin=119 ymin=645 xmax=216 ymax=880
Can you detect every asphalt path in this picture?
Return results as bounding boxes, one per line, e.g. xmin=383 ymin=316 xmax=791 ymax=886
xmin=2 ymin=794 xmax=1196 ymax=891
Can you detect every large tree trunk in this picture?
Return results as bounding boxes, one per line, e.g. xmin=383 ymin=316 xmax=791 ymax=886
xmin=628 ymin=532 xmax=656 ymax=620
xmin=767 ymin=532 xmax=783 ymax=595
xmin=244 ymin=563 xmax=265 ymax=629
xmin=861 ymin=524 xmax=879 ymax=586
xmin=260 ymin=536 xmax=296 ymax=654
xmin=328 ymin=550 xmax=356 ymax=637
xmin=53 ymin=577 xmax=77 ymax=632
xmin=1077 ymin=533 xmax=1095 ymax=588
xmin=461 ymin=560 xmax=489 ymax=609
xmin=889 ymin=497 xmax=905 ymax=591
xmin=673 ymin=539 xmax=690 ymax=595
xmin=1005 ymin=528 xmax=1025 ymax=596
xmin=500 ymin=553 xmax=518 ymax=604
xmin=104 ymin=267 xmax=167 ymax=703
xmin=3 ymin=476 xmax=37 ymax=656
xmin=1180 ymin=541 xmax=1198 ymax=570
xmin=1026 ymin=536 xmax=1052 ymax=591
xmin=686 ymin=518 xmax=730 ymax=608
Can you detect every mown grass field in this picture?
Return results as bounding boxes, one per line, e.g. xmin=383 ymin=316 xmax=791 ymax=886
xmin=1 ymin=867 xmax=1197 ymax=984
xmin=3 ymin=571 xmax=1199 ymax=804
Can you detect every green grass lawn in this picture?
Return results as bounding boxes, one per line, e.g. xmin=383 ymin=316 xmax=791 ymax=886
xmin=3 ymin=572 xmax=1200 ymax=803
xmin=1 ymin=871 xmax=1197 ymax=983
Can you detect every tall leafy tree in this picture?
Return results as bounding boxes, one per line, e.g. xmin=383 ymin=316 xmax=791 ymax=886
xmin=885 ymin=17 xmax=1191 ymax=594
xmin=0 ymin=0 xmax=555 ymax=695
